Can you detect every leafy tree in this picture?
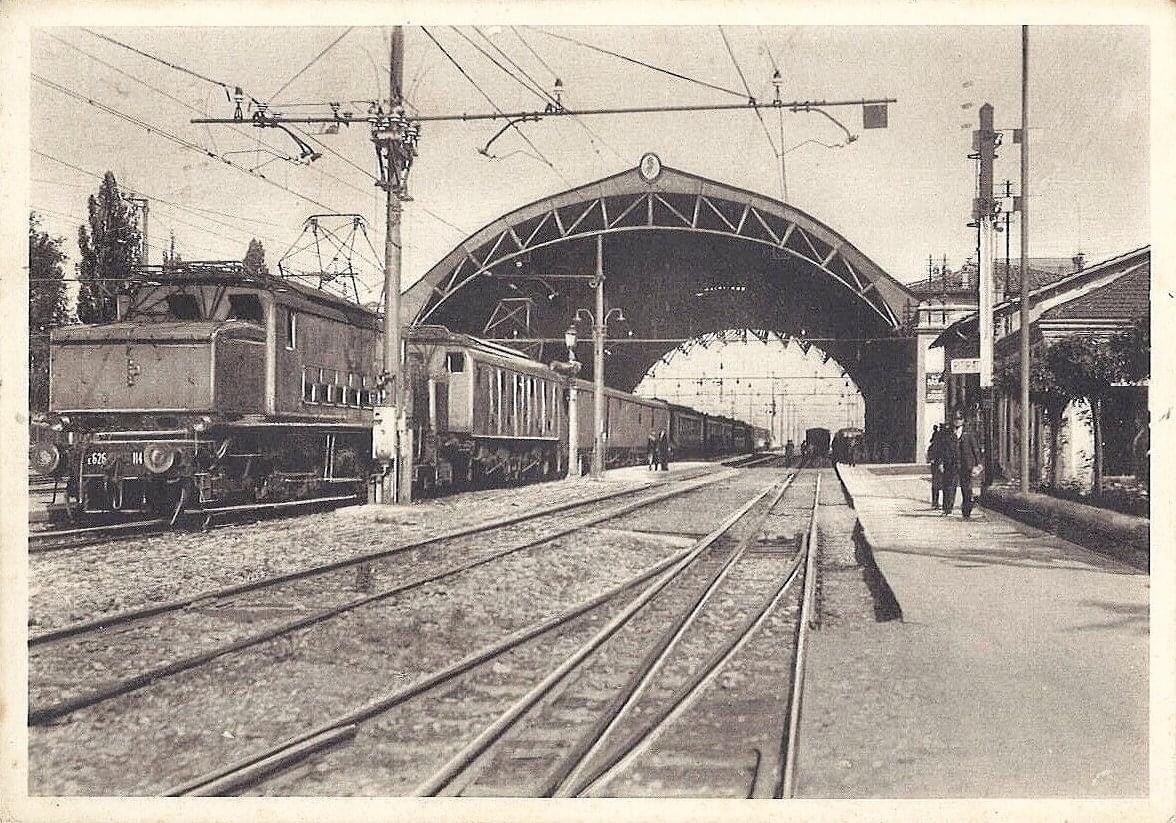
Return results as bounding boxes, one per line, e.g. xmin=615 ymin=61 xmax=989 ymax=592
xmin=1111 ymin=310 xmax=1149 ymax=383
xmin=29 ymin=213 xmax=71 ymax=411
xmin=1046 ymin=335 xmax=1124 ymax=494
xmin=242 ymin=238 xmax=269 ymax=277
xmin=996 ymin=344 xmax=1073 ymax=486
xmin=76 ymin=172 xmax=140 ymax=323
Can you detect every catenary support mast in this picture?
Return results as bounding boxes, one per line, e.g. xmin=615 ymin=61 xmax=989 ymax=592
xmin=1019 ymin=26 xmax=1031 ymax=492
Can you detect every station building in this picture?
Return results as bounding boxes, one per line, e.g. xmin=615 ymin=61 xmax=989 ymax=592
xmin=933 ymin=246 xmax=1150 ymax=490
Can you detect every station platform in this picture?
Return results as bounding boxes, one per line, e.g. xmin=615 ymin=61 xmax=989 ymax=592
xmin=797 ymin=463 xmax=1149 ymax=797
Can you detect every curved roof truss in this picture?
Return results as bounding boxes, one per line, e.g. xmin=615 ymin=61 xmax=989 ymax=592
xmin=404 ymin=163 xmax=916 ymax=330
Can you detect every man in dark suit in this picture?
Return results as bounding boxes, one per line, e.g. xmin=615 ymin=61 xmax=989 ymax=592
xmin=927 ymin=423 xmax=946 ymax=508
xmin=941 ymin=415 xmax=984 ymax=518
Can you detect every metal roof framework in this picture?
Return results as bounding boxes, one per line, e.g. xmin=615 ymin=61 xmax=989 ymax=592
xmin=403 ymin=163 xmax=916 ymax=330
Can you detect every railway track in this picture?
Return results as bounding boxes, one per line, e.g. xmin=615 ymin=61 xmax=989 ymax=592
xmin=136 ymin=462 xmax=822 ymax=797
xmin=27 ymin=492 xmax=366 ymax=553
xmin=28 ymin=468 xmax=736 ymax=725
xmin=159 ymin=469 xmax=793 ymax=796
xmin=413 ymin=470 xmax=822 ymax=798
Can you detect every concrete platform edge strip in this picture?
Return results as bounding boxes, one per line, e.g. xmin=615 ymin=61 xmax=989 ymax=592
xmin=830 ymin=464 xmax=904 ymax=623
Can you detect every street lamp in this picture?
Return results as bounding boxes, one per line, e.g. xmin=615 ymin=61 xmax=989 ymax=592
xmin=574 ymin=299 xmax=626 ymax=480
xmin=555 ymin=324 xmax=583 ymax=479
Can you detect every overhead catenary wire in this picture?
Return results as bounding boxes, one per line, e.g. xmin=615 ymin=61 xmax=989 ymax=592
xmin=81 ymin=28 xmax=253 ymax=102
xmin=57 ymin=30 xmax=405 ymax=214
xmin=718 ymin=27 xmax=782 ymax=180
xmin=511 ymin=26 xmax=560 ymax=80
xmin=269 ymin=27 xmax=355 ymax=104
xmin=530 ymin=27 xmax=747 ymax=100
xmin=33 ymin=74 xmax=342 ymax=214
xmin=472 ymin=26 xmax=624 ymax=163
xmin=420 ymin=26 xmax=569 ymax=186
xmin=33 ymin=149 xmax=310 ymax=254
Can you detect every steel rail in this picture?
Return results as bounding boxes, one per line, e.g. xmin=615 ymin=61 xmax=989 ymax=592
xmin=412 ymin=479 xmax=781 ymax=797
xmin=574 ymin=473 xmax=821 ymax=798
xmin=780 ymin=472 xmax=822 ymax=798
xmin=29 ymin=466 xmax=724 ymax=647
xmin=542 ymin=464 xmax=805 ymax=797
xmin=164 ymin=547 xmax=695 ymax=796
xmin=29 ymin=473 xmax=730 ymax=725
xmin=29 ymin=518 xmax=166 ymax=544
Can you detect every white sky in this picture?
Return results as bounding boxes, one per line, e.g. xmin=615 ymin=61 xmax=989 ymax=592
xmin=30 ymin=24 xmax=1149 ymax=296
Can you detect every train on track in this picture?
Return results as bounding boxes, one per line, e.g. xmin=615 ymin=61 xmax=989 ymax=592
xmin=803 ymin=427 xmax=831 ymax=458
xmin=30 ymin=262 xmax=762 ymax=522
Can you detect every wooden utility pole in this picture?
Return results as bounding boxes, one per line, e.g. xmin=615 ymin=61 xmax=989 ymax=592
xmin=373 ymin=25 xmax=414 ymax=504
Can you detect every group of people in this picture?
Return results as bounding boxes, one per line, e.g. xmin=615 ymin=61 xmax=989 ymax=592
xmin=646 ymin=429 xmax=672 ymax=471
xmin=927 ymin=413 xmax=984 ymax=518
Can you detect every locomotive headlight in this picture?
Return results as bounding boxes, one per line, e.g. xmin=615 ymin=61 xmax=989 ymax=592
xmin=190 ymin=415 xmax=212 ymax=433
xmin=29 ymin=443 xmax=62 ymax=476
xmin=143 ymin=443 xmax=178 ymax=474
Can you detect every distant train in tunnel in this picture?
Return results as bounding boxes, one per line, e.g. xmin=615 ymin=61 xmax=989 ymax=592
xmin=803 ymin=427 xmax=831 ymax=458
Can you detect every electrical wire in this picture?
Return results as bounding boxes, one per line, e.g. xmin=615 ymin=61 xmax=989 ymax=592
xmin=473 ymin=26 xmax=624 ymax=163
xmin=718 ymin=27 xmax=780 ymax=159
xmin=510 ymin=27 xmax=558 ymax=79
xmin=33 ymin=149 xmax=306 ymax=253
xmin=82 ymin=28 xmax=256 ymax=103
xmin=529 ymin=27 xmax=746 ymax=99
xmin=420 ymin=26 xmax=569 ymax=185
xmin=58 ymin=30 xmax=403 ymax=210
xmin=269 ymin=27 xmax=355 ymax=103
xmin=453 ymin=26 xmax=550 ymax=105
xmin=32 ymin=73 xmax=340 ymax=213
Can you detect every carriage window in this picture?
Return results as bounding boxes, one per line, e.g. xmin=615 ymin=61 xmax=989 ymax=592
xmin=285 ymin=310 xmax=297 ymax=350
xmin=228 ymin=293 xmax=264 ymax=322
xmin=446 ymin=352 xmax=465 ymax=373
xmin=166 ymin=293 xmax=202 ymax=320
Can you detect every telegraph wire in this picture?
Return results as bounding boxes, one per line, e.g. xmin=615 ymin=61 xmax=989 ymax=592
xmin=529 ymin=27 xmax=746 ymax=99
xmin=420 ymin=26 xmax=569 ymax=185
xmin=269 ymin=27 xmax=355 ymax=104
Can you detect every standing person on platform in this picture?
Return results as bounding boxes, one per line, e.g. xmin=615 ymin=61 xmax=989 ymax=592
xmin=657 ymin=429 xmax=671 ymax=471
xmin=927 ymin=423 xmax=946 ymax=509
xmin=784 ymin=439 xmax=795 ymax=466
xmin=647 ymin=430 xmax=658 ymax=471
xmin=942 ymin=414 xmax=984 ymax=518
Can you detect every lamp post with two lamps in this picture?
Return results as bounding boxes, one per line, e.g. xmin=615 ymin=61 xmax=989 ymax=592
xmin=573 ymin=296 xmax=627 ymax=480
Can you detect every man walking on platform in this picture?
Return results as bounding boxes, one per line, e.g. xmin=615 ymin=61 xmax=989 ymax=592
xmin=927 ymin=423 xmax=946 ymax=508
xmin=657 ymin=429 xmax=671 ymax=471
xmin=941 ymin=414 xmax=983 ymax=518
xmin=647 ymin=430 xmax=658 ymax=470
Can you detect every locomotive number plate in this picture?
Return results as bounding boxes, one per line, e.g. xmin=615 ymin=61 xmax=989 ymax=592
xmin=85 ymin=451 xmax=108 ymax=466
